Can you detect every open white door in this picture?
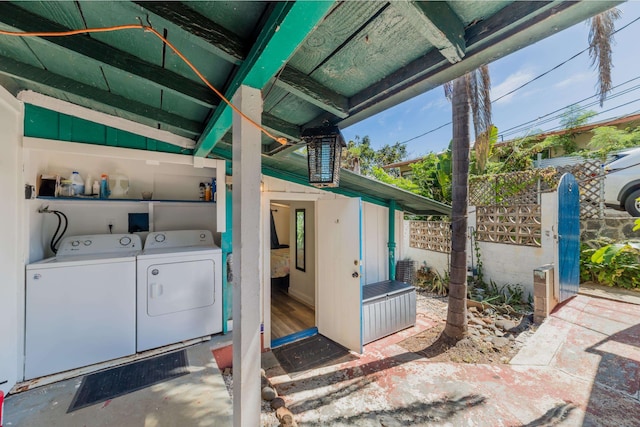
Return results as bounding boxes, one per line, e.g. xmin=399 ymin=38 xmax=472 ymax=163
xmin=316 ymin=198 xmax=362 ymax=353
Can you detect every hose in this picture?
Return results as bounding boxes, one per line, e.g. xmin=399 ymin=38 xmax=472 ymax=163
xmin=42 ymin=209 xmax=68 ymax=254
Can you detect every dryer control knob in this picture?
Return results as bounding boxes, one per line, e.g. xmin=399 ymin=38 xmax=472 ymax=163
xmin=84 ymin=240 xmax=92 ymax=246
xmin=119 ymin=236 xmax=132 ymax=246
xmin=200 ymin=233 xmax=206 ymax=239
xmin=154 ymin=234 xmax=166 ymax=243
xmin=71 ymin=240 xmax=80 ymax=247
xmin=151 ymin=269 xmax=159 ymax=275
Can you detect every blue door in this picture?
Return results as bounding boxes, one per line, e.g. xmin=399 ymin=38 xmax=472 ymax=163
xmin=557 ymin=173 xmax=580 ymax=302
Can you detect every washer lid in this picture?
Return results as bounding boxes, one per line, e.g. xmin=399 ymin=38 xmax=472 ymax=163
xmin=56 ymin=234 xmax=142 ymax=259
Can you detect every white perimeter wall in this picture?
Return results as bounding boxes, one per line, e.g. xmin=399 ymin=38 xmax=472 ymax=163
xmin=401 ymin=220 xmax=450 ymax=277
xmin=0 ymin=88 xmax=24 ymax=394
xmin=400 ymin=193 xmax=558 ymax=298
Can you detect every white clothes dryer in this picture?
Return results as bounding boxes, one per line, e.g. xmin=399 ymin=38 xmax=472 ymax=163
xmin=25 ymin=234 xmax=141 ymax=380
xmin=136 ymin=230 xmax=222 ymax=352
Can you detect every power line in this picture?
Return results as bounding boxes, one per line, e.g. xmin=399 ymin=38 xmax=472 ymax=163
xmin=395 ymin=15 xmax=640 ymax=147
xmin=498 ymin=75 xmax=640 ymax=136
xmin=499 ymin=81 xmax=640 ymax=138
xmin=511 ymin=98 xmax=640 ymax=137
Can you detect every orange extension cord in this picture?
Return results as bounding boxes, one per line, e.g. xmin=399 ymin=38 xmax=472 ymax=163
xmin=0 ymin=23 xmax=289 ymax=145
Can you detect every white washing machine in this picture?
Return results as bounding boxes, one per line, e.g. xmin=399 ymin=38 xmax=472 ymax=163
xmin=136 ymin=230 xmax=222 ymax=352
xmin=25 ymin=234 xmax=141 ymax=380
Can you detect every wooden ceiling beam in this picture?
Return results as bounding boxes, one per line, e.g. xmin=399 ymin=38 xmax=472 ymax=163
xmin=275 ymin=67 xmax=349 ymax=118
xmin=194 ymin=1 xmax=334 ymax=157
xmin=132 ymin=1 xmax=246 ymax=65
xmin=0 ymin=3 xmax=218 ymax=108
xmin=344 ymin=0 xmax=610 ymax=127
xmin=393 ymin=1 xmax=465 ymax=64
xmin=0 ymin=55 xmax=202 ymax=136
xmin=139 ymin=1 xmax=348 ymax=119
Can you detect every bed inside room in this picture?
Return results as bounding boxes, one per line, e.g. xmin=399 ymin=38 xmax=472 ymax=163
xmin=269 ymin=201 xmax=316 ymax=343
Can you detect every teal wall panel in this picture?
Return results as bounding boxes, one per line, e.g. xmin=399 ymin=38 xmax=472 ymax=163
xmin=24 ymin=104 xmax=193 ymax=156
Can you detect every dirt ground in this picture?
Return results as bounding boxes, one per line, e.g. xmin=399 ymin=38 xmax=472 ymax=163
xmin=402 ymin=290 xmax=536 ymax=364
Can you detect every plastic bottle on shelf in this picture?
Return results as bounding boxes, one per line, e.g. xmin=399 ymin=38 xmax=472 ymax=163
xmin=99 ymin=174 xmax=110 ymax=199
xmin=84 ymin=174 xmax=92 ymax=195
xmin=92 ymin=180 xmax=100 ymax=196
xmin=204 ymin=182 xmax=212 ymax=201
xmin=199 ymin=182 xmax=205 ymax=201
xmin=70 ymin=171 xmax=85 ymax=196
xmin=211 ymin=178 xmax=217 ymax=202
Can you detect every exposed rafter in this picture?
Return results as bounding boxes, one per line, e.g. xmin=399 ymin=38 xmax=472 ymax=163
xmin=0 ymin=55 xmax=202 ymax=136
xmin=139 ymin=1 xmax=348 ymax=125
xmin=132 ymin=1 xmax=246 ymax=65
xmin=341 ymin=0 xmax=605 ymax=128
xmin=194 ymin=1 xmax=334 ymax=157
xmin=0 ymin=2 xmax=218 ymax=108
xmin=393 ymin=1 xmax=465 ymax=63
xmin=275 ymin=67 xmax=349 ymax=118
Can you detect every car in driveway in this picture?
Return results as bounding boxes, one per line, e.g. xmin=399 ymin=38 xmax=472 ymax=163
xmin=603 ymin=147 xmax=640 ymax=216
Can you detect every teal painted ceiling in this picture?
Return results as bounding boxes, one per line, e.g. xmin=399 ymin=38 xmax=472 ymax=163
xmin=0 ymin=1 xmax=621 ymax=214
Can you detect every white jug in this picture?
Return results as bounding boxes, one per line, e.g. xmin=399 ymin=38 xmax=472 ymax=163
xmin=109 ymin=172 xmax=129 ymax=198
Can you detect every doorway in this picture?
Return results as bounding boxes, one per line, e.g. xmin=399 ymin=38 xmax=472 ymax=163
xmin=268 ymin=200 xmax=316 ymax=347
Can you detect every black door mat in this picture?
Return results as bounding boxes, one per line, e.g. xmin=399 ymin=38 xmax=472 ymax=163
xmin=68 ymin=350 xmax=189 ymax=412
xmin=272 ymin=335 xmax=356 ymax=378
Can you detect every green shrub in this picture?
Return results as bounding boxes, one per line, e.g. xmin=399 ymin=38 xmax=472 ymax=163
xmin=581 ymin=240 xmax=640 ymax=289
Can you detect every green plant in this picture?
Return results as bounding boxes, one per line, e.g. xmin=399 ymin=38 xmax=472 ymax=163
xmin=581 ymin=240 xmax=640 ymax=289
xmin=471 ymin=229 xmax=483 ymax=285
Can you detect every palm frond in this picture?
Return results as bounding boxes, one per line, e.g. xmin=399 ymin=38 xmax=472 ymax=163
xmin=589 ymin=8 xmax=621 ymax=107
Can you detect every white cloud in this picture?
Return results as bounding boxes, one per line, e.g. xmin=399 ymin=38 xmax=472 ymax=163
xmin=419 ymin=97 xmax=449 ymax=112
xmin=553 ymin=72 xmax=591 ymax=89
xmin=492 ymin=69 xmax=536 ymax=104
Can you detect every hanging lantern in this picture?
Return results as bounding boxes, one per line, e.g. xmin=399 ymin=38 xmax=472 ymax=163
xmin=302 ymin=125 xmax=346 ymax=187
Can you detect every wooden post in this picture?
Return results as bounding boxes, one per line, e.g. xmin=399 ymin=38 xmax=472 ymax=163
xmin=232 ymin=85 xmax=262 ymax=427
xmin=388 ymin=200 xmax=396 ymax=280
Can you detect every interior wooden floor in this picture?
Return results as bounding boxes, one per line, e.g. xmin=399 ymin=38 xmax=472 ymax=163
xmin=271 ymin=289 xmax=315 ymax=340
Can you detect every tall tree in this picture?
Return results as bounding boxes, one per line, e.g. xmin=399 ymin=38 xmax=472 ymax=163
xmin=442 ymin=66 xmax=492 ymax=341
xmin=444 ymin=76 xmax=471 ymax=340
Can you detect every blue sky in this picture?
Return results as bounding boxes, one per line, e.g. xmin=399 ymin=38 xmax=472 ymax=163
xmin=342 ymin=1 xmax=640 ymax=159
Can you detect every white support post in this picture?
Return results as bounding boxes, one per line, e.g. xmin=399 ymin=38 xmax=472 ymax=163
xmin=231 ymin=85 xmax=262 ymax=427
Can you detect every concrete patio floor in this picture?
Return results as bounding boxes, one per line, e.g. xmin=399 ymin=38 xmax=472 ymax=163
xmin=5 ymin=289 xmax=640 ymax=426
xmin=266 ymin=293 xmax=640 ymax=426
xmin=4 ymin=338 xmax=233 ymax=427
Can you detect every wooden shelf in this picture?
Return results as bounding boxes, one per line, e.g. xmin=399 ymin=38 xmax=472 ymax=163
xmin=36 ymin=196 xmax=215 ymax=204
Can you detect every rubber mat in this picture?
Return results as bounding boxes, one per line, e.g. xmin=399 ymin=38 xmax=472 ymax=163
xmin=67 ymin=350 xmax=189 ymax=412
xmin=272 ymin=335 xmax=355 ymax=378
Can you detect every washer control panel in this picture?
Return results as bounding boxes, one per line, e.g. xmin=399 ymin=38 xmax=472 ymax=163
xmin=56 ymin=234 xmax=141 ymax=258
xmin=144 ymin=230 xmax=216 ymax=250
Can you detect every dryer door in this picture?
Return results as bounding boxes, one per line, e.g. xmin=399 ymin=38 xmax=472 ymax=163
xmin=146 ymin=259 xmax=215 ymax=316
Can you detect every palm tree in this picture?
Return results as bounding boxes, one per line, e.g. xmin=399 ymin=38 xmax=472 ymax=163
xmin=440 ymin=8 xmax=618 ymax=342
xmin=443 ymin=75 xmax=471 ymax=340
xmin=442 ymin=67 xmax=492 ymax=341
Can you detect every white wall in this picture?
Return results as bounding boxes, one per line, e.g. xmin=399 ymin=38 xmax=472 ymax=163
xmin=400 ymin=194 xmax=558 ymax=298
xmin=400 ymin=220 xmax=450 ymax=277
xmin=287 ymin=201 xmax=315 ymax=306
xmin=468 ymin=195 xmax=557 ymax=297
xmin=270 ymin=203 xmax=290 ymax=245
xmin=0 ymin=87 xmax=23 ymax=394
xmin=25 ymin=143 xmax=221 ymax=261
